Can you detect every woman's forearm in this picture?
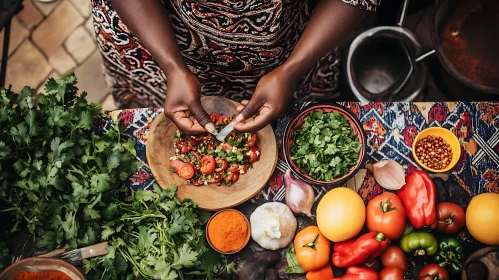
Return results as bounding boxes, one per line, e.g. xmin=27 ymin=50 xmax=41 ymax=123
xmin=281 ymin=0 xmax=366 ymax=79
xmin=109 ymin=0 xmax=188 ymax=75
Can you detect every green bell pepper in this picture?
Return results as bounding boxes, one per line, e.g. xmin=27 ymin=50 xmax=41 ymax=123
xmin=400 ymin=232 xmax=438 ymax=256
xmin=433 ymin=237 xmax=464 ymax=275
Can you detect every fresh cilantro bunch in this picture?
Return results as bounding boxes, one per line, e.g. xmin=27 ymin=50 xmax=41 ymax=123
xmin=0 ymin=73 xmax=138 ymax=250
xmin=290 ymin=110 xmax=361 ymax=181
xmin=84 ymin=184 xmax=226 ymax=280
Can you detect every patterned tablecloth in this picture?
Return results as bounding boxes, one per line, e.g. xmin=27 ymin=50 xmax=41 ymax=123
xmin=100 ymin=101 xmax=499 ymax=276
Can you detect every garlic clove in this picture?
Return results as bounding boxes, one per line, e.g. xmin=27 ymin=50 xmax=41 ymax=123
xmin=372 ymin=160 xmax=406 ymax=190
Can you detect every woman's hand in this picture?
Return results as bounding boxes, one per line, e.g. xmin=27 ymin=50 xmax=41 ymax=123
xmin=164 ymin=70 xmax=215 ymax=135
xmin=234 ymin=66 xmax=297 ymax=132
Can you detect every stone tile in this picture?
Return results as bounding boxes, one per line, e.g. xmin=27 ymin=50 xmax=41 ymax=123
xmin=101 ymin=94 xmax=118 ymax=111
xmin=32 ymin=1 xmax=84 ymax=57
xmin=73 ymin=51 xmax=108 ymax=103
xmin=17 ymin=0 xmax=44 ymax=29
xmin=0 ymin=18 xmax=29 ymax=57
xmin=48 ymin=46 xmax=77 ymax=75
xmin=84 ymin=17 xmax=95 ymax=38
xmin=64 ymin=26 xmax=96 ymax=63
xmin=6 ymin=41 xmax=52 ymax=92
xmin=69 ymin=0 xmax=91 ymax=19
xmin=32 ymin=0 xmax=61 ymax=16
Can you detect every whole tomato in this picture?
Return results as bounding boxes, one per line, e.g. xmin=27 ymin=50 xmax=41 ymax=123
xmin=434 ymin=202 xmax=465 ymax=234
xmin=362 ymin=258 xmax=381 ymax=273
xmin=367 ymin=192 xmax=407 ymax=240
xmin=380 ymin=267 xmax=404 ymax=280
xmin=294 ymin=226 xmax=330 ymax=271
xmin=380 ymin=246 xmax=407 ymax=272
xmin=418 ymin=264 xmax=449 ymax=280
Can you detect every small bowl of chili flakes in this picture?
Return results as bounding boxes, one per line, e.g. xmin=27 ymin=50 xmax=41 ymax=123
xmin=412 ymin=127 xmax=461 ymax=173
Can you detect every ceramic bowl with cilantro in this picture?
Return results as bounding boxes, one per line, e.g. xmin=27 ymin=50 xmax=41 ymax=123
xmin=283 ymin=104 xmax=366 ymax=185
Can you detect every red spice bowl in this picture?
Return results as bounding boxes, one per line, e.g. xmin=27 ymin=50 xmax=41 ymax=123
xmin=412 ymin=127 xmax=461 ymax=173
xmin=205 ymin=209 xmax=251 ymax=254
xmin=0 ymin=257 xmax=86 ymax=280
xmin=283 ymin=103 xmax=367 ymax=186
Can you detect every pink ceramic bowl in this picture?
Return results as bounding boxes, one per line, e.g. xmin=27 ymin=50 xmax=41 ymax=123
xmin=283 ymin=103 xmax=367 ymax=186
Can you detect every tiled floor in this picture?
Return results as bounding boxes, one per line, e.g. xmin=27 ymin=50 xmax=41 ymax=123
xmin=1 ymin=0 xmax=117 ymax=110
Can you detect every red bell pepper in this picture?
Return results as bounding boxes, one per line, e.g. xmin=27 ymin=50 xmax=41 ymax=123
xmin=333 ymin=266 xmax=379 ymax=280
xmin=332 ymin=232 xmax=389 ymax=268
xmin=396 ymin=170 xmax=437 ymax=229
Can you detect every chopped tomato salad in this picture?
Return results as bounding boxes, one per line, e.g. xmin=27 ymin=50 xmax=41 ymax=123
xmin=170 ymin=112 xmax=261 ymax=186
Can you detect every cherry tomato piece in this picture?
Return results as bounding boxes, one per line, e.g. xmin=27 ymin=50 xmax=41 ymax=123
xmin=227 ymin=165 xmax=240 ymax=173
xmin=380 ymin=267 xmax=404 ymax=280
xmin=200 ymin=155 xmax=216 ymax=175
xmin=191 ymin=152 xmax=201 ymax=161
xmin=178 ymin=163 xmax=195 ymax=180
xmin=214 ymin=173 xmax=223 ymax=183
xmin=418 ymin=264 xmax=449 ymax=280
xmin=170 ymin=160 xmax=186 ymax=172
xmin=215 ymin=159 xmax=228 ymax=172
xmin=181 ymin=146 xmax=189 ymax=154
xmin=247 ymin=134 xmax=257 ymax=147
xmin=225 ymin=173 xmax=239 ymax=184
xmin=247 ymin=146 xmax=260 ymax=163
xmin=209 ymin=112 xmax=221 ymax=123
xmin=220 ymin=143 xmax=233 ymax=151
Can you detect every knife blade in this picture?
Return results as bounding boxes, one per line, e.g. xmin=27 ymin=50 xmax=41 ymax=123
xmin=216 ymin=120 xmax=238 ymax=142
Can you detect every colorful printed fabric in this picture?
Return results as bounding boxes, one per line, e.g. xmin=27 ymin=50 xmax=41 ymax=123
xmin=90 ymin=0 xmax=377 ymax=107
xmin=105 ymin=101 xmax=499 ymax=197
xmin=102 ymin=101 xmax=498 ymax=273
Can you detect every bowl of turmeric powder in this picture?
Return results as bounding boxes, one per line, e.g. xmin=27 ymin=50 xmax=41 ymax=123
xmin=0 ymin=257 xmax=85 ymax=280
xmin=206 ymin=209 xmax=251 ymax=254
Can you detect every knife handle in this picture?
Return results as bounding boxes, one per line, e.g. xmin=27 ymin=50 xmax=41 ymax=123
xmin=81 ymin=242 xmax=108 ymax=259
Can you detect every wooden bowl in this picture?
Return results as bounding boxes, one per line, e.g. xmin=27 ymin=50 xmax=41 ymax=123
xmin=412 ymin=127 xmax=461 ymax=173
xmin=205 ymin=209 xmax=251 ymax=254
xmin=283 ymin=103 xmax=367 ymax=186
xmin=0 ymin=257 xmax=85 ymax=280
xmin=146 ymin=96 xmax=278 ymax=211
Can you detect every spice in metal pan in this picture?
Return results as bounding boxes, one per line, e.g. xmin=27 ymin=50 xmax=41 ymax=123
xmin=15 ymin=271 xmax=72 ymax=280
xmin=441 ymin=0 xmax=499 ymax=88
xmin=207 ymin=210 xmax=248 ymax=253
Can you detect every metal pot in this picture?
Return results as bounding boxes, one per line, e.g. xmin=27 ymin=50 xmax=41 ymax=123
xmin=430 ymin=0 xmax=499 ymax=98
xmin=345 ymin=0 xmax=429 ymax=102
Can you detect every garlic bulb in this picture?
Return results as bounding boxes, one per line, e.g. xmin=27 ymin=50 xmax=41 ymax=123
xmin=372 ymin=160 xmax=406 ymax=190
xmin=250 ymin=202 xmax=297 ymax=250
xmin=284 ymin=170 xmax=315 ymax=217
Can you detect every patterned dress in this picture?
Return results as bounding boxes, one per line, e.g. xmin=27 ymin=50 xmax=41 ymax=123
xmin=91 ymin=0 xmax=378 ymax=107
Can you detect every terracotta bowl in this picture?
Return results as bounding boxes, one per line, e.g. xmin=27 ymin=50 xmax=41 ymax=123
xmin=205 ymin=209 xmax=251 ymax=255
xmin=0 ymin=257 xmax=86 ymax=280
xmin=283 ymin=103 xmax=367 ymax=186
xmin=412 ymin=127 xmax=461 ymax=173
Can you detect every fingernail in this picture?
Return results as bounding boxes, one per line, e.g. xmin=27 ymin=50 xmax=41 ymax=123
xmin=236 ymin=114 xmax=244 ymax=122
xmin=205 ymin=123 xmax=216 ymax=133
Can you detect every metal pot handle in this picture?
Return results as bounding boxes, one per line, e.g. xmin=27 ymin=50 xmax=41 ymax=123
xmin=397 ymin=0 xmax=410 ymax=27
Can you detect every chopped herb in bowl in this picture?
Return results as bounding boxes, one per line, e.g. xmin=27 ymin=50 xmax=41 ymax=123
xmin=290 ymin=111 xmax=361 ymax=182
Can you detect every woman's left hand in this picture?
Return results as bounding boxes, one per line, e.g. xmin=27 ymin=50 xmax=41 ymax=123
xmin=234 ymin=66 xmax=297 ymax=132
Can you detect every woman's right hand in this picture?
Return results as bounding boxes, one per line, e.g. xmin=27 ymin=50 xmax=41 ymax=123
xmin=163 ymin=70 xmax=215 ymax=135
